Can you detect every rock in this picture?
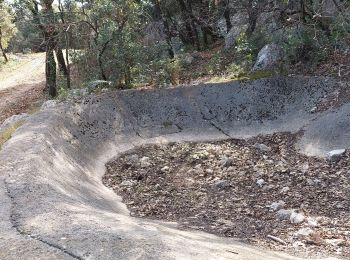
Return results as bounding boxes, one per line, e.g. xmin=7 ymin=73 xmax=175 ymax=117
xmin=306 ymin=178 xmax=314 ymax=186
xmin=214 ymin=180 xmax=229 ymax=190
xmin=87 ymin=80 xmax=112 ymax=90
xmin=205 ymin=169 xmax=213 ymax=174
xmin=254 ymin=143 xmax=271 ymax=152
xmin=292 ymin=241 xmax=305 ymax=248
xmin=161 ymin=166 xmax=170 ymax=172
xmin=290 ymin=211 xmax=305 ymax=224
xmin=295 ymin=227 xmax=314 ymax=238
xmin=140 ymin=157 xmax=151 ymax=167
xmin=280 ymin=187 xmax=290 ymax=193
xmin=325 ymin=238 xmax=346 ymax=246
xmin=183 ymin=54 xmax=194 ymax=65
xmin=41 ymin=100 xmax=57 ymax=110
xmin=194 ymin=164 xmax=202 ymax=169
xmin=326 ymin=149 xmax=346 ymax=162
xmin=224 ymin=24 xmax=248 ymax=49
xmin=81 ymin=88 xmax=89 ymax=96
xmin=306 ymin=217 xmax=319 ymax=227
xmin=154 ymin=183 xmax=161 ymax=190
xmin=300 ymin=162 xmax=309 ymax=173
xmin=127 ymin=154 xmax=139 ymax=162
xmin=252 ymin=44 xmax=283 ymax=71
xmin=68 ymin=88 xmax=89 ymax=97
xmin=256 ymin=179 xmax=265 ymax=187
xmin=0 ymin=113 xmax=28 ymax=133
xmin=217 ymin=218 xmax=234 ymax=226
xmin=220 ymin=157 xmax=233 ymax=167
xmin=310 ymin=107 xmax=317 ymax=113
xmin=306 ymin=178 xmax=321 ymax=186
xmin=269 ymin=200 xmax=286 ymax=211
xmin=276 ymin=209 xmax=294 ymax=221
xmin=120 ymin=180 xmax=135 ymax=187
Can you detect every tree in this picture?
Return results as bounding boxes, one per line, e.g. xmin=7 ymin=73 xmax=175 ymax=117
xmin=0 ymin=4 xmax=17 ymax=62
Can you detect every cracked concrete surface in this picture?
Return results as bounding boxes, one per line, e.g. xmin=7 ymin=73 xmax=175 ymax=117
xmin=0 ymin=76 xmax=348 ymax=259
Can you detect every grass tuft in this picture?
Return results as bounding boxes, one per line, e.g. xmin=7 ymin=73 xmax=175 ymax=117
xmin=0 ymin=120 xmax=24 ymax=150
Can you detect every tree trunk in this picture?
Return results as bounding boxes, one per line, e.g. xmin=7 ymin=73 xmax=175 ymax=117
xmin=246 ymin=0 xmax=262 ymax=36
xmin=200 ymin=0 xmax=210 ymax=47
xmin=154 ymin=0 xmax=174 ymax=58
xmin=223 ymin=1 xmax=232 ymax=32
xmin=0 ymin=28 xmax=8 ymax=63
xmin=46 ymin=47 xmax=57 ymax=97
xmin=37 ymin=0 xmax=58 ymax=97
xmin=186 ymin=0 xmax=201 ymax=50
xmin=65 ymin=28 xmax=71 ymax=89
xmin=55 ymin=46 xmax=68 ymax=76
xmin=177 ymin=0 xmax=200 ymax=50
xmin=98 ymin=39 xmax=111 ymax=80
xmin=0 ymin=42 xmax=8 ymax=63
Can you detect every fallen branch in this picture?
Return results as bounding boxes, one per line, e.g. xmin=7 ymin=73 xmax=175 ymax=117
xmin=267 ymin=235 xmax=287 ymax=245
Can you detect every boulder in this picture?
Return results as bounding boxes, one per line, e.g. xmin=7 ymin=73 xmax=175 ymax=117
xmin=294 ymin=227 xmax=314 ymax=238
xmin=276 ymin=209 xmax=294 ymax=221
xmin=68 ymin=88 xmax=89 ymax=97
xmin=269 ymin=200 xmax=286 ymax=211
xmin=326 ymin=149 xmax=346 ymax=162
xmin=224 ymin=24 xmax=248 ymax=49
xmin=140 ymin=156 xmax=151 ymax=168
xmin=254 ymin=143 xmax=272 ymax=152
xmin=41 ymin=100 xmax=58 ymax=110
xmin=183 ymin=54 xmax=194 ymax=65
xmin=252 ymin=44 xmax=283 ymax=71
xmin=0 ymin=113 xmax=28 ymax=133
xmin=87 ymin=80 xmax=112 ymax=90
xmin=290 ymin=211 xmax=305 ymax=224
xmin=256 ymin=178 xmax=265 ymax=187
xmin=214 ymin=180 xmax=229 ymax=190
xmin=220 ymin=157 xmax=233 ymax=167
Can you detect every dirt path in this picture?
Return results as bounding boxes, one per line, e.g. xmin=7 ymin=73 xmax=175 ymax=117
xmin=0 ymin=53 xmax=46 ymax=124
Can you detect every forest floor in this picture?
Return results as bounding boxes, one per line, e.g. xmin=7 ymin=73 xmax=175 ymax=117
xmin=104 ymin=132 xmax=350 ymax=259
xmin=0 ymin=53 xmax=46 ymax=124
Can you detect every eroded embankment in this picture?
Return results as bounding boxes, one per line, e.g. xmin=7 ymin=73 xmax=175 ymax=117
xmin=0 ymin=76 xmax=348 ymax=259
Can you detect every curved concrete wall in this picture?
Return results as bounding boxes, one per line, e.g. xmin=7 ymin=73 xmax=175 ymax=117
xmin=0 ymin=77 xmax=347 ymax=259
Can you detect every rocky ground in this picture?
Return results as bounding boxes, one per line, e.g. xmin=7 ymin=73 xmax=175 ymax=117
xmin=104 ymin=132 xmax=350 ymax=259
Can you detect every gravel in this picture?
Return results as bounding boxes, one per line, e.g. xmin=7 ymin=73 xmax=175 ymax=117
xmin=103 ymin=132 xmax=350 ymax=259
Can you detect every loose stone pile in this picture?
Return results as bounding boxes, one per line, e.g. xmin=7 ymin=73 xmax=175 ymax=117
xmin=104 ymin=132 xmax=349 ymax=259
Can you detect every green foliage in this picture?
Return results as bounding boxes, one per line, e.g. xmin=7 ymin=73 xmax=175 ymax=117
xmin=6 ymin=0 xmax=350 ymax=90
xmin=205 ymin=51 xmax=222 ymax=75
xmin=273 ymin=11 xmax=350 ymax=66
xmin=226 ymin=63 xmax=247 ymax=79
xmin=0 ymin=4 xmax=17 ymax=49
xmin=147 ymin=57 xmax=183 ymax=87
xmin=276 ymin=26 xmax=331 ymax=64
xmin=235 ymin=32 xmax=254 ymax=67
xmin=68 ymin=0 xmax=152 ymax=88
xmin=165 ymin=58 xmax=182 ymax=85
xmin=329 ymin=15 xmax=350 ymax=50
xmin=249 ymin=29 xmax=272 ymax=55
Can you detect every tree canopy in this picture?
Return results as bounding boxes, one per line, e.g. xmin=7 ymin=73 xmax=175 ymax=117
xmin=4 ymin=0 xmax=350 ymax=96
xmin=0 ymin=3 xmax=17 ymax=62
